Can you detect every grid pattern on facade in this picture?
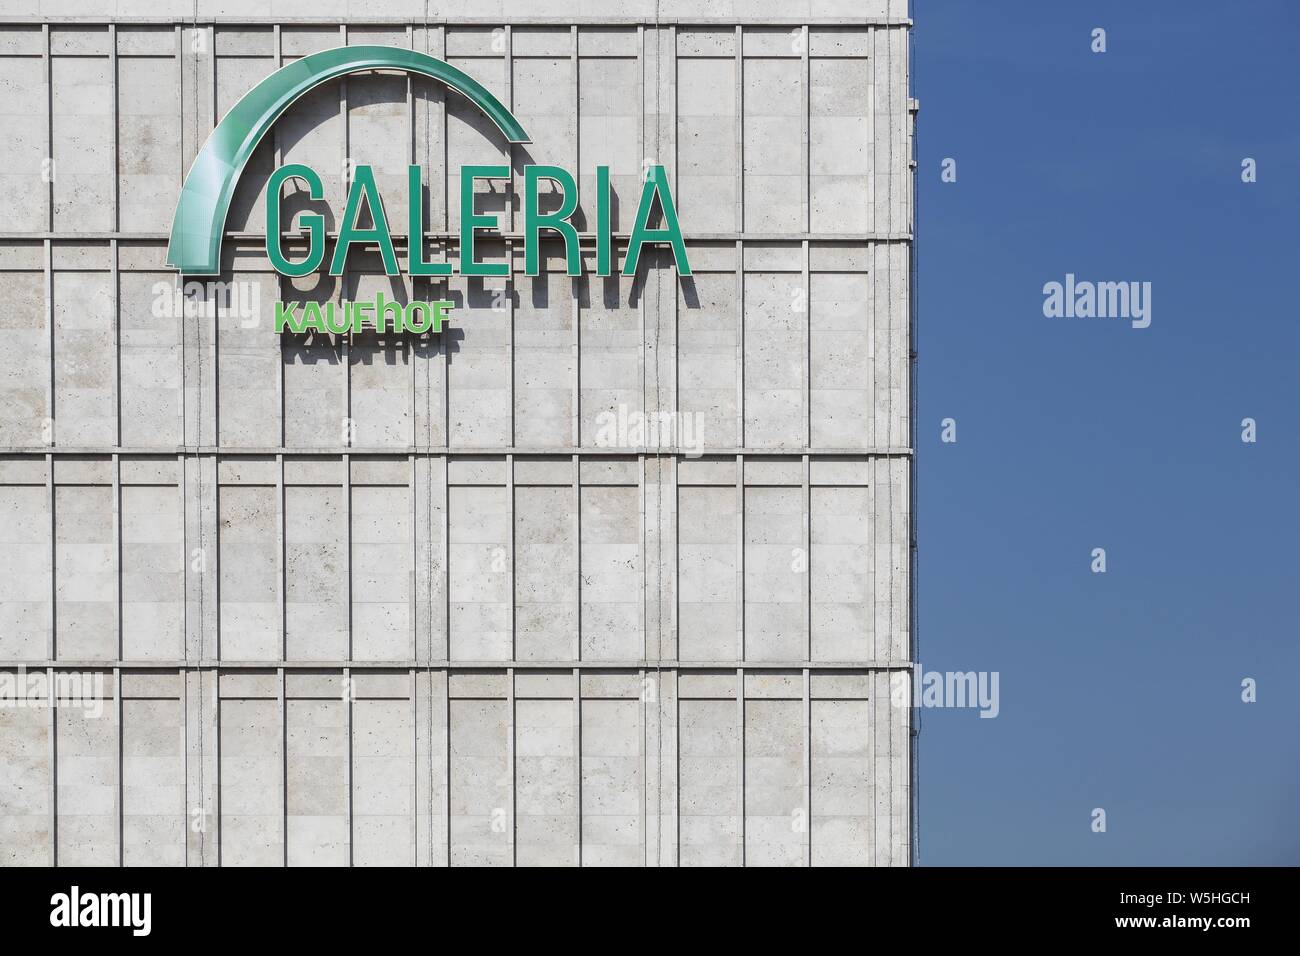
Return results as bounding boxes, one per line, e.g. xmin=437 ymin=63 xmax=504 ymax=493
xmin=0 ymin=1 xmax=913 ymax=866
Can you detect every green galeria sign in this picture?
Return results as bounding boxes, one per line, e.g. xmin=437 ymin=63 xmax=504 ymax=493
xmin=166 ymin=45 xmax=692 ymax=331
xmin=262 ymin=161 xmax=687 ymax=281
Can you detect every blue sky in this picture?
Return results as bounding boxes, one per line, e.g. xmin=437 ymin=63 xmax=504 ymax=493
xmin=916 ymin=0 xmax=1300 ymax=864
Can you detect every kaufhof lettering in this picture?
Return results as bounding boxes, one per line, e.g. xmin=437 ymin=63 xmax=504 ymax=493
xmin=274 ymin=293 xmax=452 ymax=335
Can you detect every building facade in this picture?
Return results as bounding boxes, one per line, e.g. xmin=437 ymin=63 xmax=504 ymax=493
xmin=0 ymin=0 xmax=913 ymax=866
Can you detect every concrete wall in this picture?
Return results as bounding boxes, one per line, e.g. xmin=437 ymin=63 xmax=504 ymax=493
xmin=0 ymin=0 xmax=913 ymax=866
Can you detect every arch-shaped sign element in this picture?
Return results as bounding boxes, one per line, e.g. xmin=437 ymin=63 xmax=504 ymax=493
xmin=166 ymin=45 xmax=530 ymax=275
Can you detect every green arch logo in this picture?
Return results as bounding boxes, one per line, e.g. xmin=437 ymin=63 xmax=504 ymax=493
xmin=166 ymin=45 xmax=530 ymax=275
